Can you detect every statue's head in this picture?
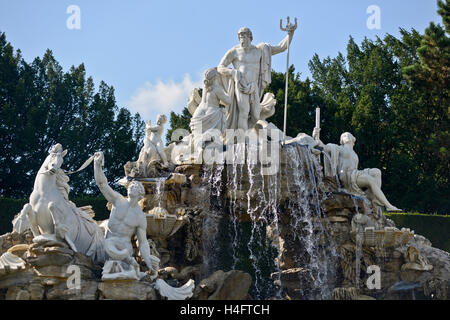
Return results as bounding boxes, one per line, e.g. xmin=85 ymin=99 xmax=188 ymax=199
xmin=127 ymin=180 xmax=145 ymax=200
xmin=43 ymin=143 xmax=68 ymax=173
xmin=340 ymin=132 xmax=356 ymax=146
xmin=49 ymin=143 xmax=67 ymax=158
xmin=156 ymin=114 xmax=167 ymax=126
xmin=203 ymin=67 xmax=218 ymax=92
xmin=238 ymin=27 xmax=253 ymax=47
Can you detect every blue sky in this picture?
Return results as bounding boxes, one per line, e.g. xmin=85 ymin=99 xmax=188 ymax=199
xmin=0 ymin=0 xmax=441 ymax=124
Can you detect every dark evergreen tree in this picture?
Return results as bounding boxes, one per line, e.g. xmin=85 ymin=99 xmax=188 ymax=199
xmin=0 ymin=32 xmax=144 ymax=197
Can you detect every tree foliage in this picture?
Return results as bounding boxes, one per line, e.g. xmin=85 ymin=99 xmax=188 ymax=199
xmin=0 ymin=32 xmax=144 ymax=197
xmin=165 ymin=107 xmax=192 ymax=145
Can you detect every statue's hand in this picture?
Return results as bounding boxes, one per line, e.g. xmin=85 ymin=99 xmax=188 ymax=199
xmin=289 ymin=28 xmax=296 ymax=38
xmin=312 ymin=127 xmax=320 ymax=140
xmin=150 ymin=255 xmax=160 ymax=271
xmin=94 ymin=151 xmax=104 ymax=166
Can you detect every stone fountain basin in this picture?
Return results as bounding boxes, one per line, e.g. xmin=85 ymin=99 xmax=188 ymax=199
xmin=145 ymin=207 xmax=189 ymax=239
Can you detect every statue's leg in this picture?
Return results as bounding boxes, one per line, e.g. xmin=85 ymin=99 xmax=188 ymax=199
xmin=248 ymin=95 xmax=261 ymax=128
xmin=137 ymin=148 xmax=145 ymax=164
xmin=140 ymin=151 xmax=149 ymax=176
xmin=48 ymin=202 xmax=78 ymax=251
xmin=156 ymin=143 xmax=169 ymax=166
xmin=235 ymin=91 xmax=250 ymax=130
xmin=356 ymin=174 xmax=401 ymax=211
xmin=105 ymin=237 xmax=132 ymax=261
xmin=25 ymin=205 xmax=41 ymax=237
xmin=368 ymin=168 xmax=382 ymax=188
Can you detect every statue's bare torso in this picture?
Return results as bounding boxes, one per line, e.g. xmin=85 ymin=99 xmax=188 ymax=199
xmin=107 ymin=200 xmax=146 ymax=241
xmin=338 ymin=145 xmax=359 ymax=174
xmin=229 ymin=45 xmax=262 ymax=85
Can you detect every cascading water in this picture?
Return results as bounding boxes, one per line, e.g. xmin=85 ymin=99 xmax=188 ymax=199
xmin=351 ymin=195 xmax=364 ymax=289
xmin=243 ymin=153 xmax=282 ymax=299
xmin=263 ymin=168 xmax=284 ymax=299
xmin=321 ymin=151 xmax=342 ymax=190
xmin=207 ymin=140 xmax=281 ymax=300
xmin=280 ymin=144 xmax=338 ymax=299
xmin=153 ymin=178 xmax=165 ymax=207
xmin=218 ymin=141 xmax=337 ymax=299
xmin=200 ymin=164 xmax=225 ymax=277
xmin=223 ymin=142 xmax=247 ymax=273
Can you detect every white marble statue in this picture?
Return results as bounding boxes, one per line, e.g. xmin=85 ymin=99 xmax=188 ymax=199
xmin=217 ymin=26 xmax=295 ymax=130
xmin=94 ymin=151 xmax=160 ymax=280
xmin=137 ymin=115 xmax=169 ymax=169
xmin=170 ymin=68 xmax=232 ymax=164
xmin=12 ymin=143 xmax=106 ymax=264
xmin=94 ymin=151 xmax=195 ymax=299
xmin=313 ymin=129 xmax=401 ymax=212
xmin=190 ymin=67 xmax=230 ymax=135
xmin=186 ymin=87 xmax=202 ymax=116
xmin=189 ymin=68 xmax=230 ymax=161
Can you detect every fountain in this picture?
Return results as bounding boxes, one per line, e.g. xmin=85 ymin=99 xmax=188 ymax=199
xmin=0 ymin=21 xmax=449 ymax=301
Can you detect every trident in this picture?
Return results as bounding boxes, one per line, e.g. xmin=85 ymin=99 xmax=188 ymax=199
xmin=280 ymin=16 xmax=298 ymax=144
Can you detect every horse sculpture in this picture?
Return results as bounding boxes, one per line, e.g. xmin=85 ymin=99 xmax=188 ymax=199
xmin=13 ymin=143 xmax=106 ymax=264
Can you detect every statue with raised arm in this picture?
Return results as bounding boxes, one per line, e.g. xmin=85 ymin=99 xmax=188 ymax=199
xmin=94 ymin=151 xmax=160 ymax=280
xmin=94 ymin=152 xmax=196 ymax=299
xmin=217 ymin=26 xmax=295 ymax=130
xmin=313 ymin=129 xmax=402 ymax=212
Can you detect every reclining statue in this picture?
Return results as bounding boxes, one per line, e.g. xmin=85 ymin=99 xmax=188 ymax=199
xmin=313 ymin=129 xmax=401 ymax=212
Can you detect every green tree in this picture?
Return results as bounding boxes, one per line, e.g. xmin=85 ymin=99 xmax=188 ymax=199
xmin=401 ymin=0 xmax=450 ymax=213
xmin=264 ymin=65 xmax=324 ymax=138
xmin=165 ymin=107 xmax=192 ymax=145
xmin=0 ymin=32 xmax=144 ymax=197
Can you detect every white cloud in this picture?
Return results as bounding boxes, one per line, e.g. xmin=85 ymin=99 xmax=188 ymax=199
xmin=127 ymin=74 xmax=202 ymax=120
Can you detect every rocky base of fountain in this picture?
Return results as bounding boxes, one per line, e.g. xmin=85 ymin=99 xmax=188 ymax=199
xmin=0 ymin=229 xmax=252 ymax=300
xmin=320 ymin=180 xmax=450 ymax=300
xmin=1 ymin=153 xmax=448 ymax=300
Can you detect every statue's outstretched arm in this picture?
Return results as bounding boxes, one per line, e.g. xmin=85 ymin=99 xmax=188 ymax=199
xmin=93 ymin=152 xmax=122 ymax=205
xmin=271 ymin=33 xmax=294 ymax=55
